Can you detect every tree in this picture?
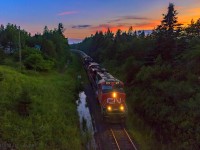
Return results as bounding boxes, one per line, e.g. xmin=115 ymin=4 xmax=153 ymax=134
xmin=43 ymin=26 xmax=49 ymax=35
xmin=128 ymin=26 xmax=133 ymax=36
xmin=153 ymin=3 xmax=182 ymax=61
xmin=41 ymin=39 xmax=56 ymax=58
xmin=115 ymin=29 xmax=122 ymax=43
xmin=162 ymin=3 xmax=178 ymax=35
xmin=105 ymin=28 xmax=114 ymax=40
xmin=186 ymin=19 xmax=200 ymax=37
xmin=1 ymin=24 xmax=18 ymax=53
xmin=138 ymin=30 xmax=145 ymax=38
xmin=58 ymin=23 xmax=65 ymax=36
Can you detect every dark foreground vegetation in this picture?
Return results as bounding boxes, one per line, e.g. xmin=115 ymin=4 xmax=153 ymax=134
xmin=71 ymin=3 xmax=200 ymax=149
xmin=0 ymin=24 xmax=83 ymax=149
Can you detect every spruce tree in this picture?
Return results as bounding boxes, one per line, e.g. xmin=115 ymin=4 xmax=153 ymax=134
xmin=153 ymin=3 xmax=182 ymax=61
xmin=58 ymin=23 xmax=64 ymax=36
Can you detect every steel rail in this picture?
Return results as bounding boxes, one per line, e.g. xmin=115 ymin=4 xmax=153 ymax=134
xmin=123 ymin=128 xmax=138 ymax=150
xmin=110 ymin=128 xmax=121 ymax=150
xmin=110 ymin=126 xmax=138 ymax=150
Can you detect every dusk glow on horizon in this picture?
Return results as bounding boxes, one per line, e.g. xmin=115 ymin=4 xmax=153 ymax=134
xmin=0 ymin=0 xmax=199 ymax=43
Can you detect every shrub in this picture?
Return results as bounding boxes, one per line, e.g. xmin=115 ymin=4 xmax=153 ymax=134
xmin=24 ymin=53 xmax=44 ymax=71
xmin=24 ymin=53 xmax=54 ymax=71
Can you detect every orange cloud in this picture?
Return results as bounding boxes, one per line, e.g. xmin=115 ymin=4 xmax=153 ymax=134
xmin=58 ymin=11 xmax=78 ymax=16
xmin=64 ymin=30 xmax=91 ymax=39
xmin=176 ymin=6 xmax=185 ymax=10
xmin=132 ymin=21 xmax=160 ymax=30
xmin=65 ymin=20 xmax=161 ymax=39
xmin=65 ymin=5 xmax=200 ymax=39
xmin=90 ymin=24 xmax=128 ymax=33
xmin=91 ymin=20 xmax=160 ymax=33
xmin=178 ymin=7 xmax=200 ymax=26
xmin=187 ymin=8 xmax=200 ymax=14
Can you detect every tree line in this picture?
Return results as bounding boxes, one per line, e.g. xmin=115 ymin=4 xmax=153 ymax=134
xmin=71 ymin=3 xmax=200 ymax=149
xmin=0 ymin=23 xmax=70 ymax=71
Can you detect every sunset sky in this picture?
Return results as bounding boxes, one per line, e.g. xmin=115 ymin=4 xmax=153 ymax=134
xmin=0 ymin=0 xmax=199 ymax=43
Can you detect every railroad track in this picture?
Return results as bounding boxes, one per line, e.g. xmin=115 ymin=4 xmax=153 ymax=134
xmin=109 ymin=125 xmax=138 ymax=150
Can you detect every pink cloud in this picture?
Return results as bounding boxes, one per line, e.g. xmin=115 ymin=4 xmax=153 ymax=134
xmin=58 ymin=11 xmax=78 ymax=16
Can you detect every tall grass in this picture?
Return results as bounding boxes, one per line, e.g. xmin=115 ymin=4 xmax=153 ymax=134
xmin=0 ymin=55 xmax=82 ymax=149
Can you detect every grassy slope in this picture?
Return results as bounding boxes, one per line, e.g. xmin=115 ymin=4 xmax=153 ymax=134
xmin=0 ymin=55 xmax=82 ymax=150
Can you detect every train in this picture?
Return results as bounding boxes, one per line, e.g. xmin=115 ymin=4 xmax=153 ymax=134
xmin=74 ymin=50 xmax=128 ymax=122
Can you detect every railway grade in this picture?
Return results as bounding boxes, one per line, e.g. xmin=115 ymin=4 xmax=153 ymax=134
xmin=109 ymin=124 xmax=138 ymax=150
xmin=71 ymin=49 xmax=138 ymax=150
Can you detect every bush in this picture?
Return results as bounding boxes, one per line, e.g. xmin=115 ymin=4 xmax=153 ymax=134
xmin=24 ymin=53 xmax=44 ymax=71
xmin=24 ymin=52 xmax=54 ymax=71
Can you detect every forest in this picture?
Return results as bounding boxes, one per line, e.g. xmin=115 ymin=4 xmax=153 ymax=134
xmin=0 ymin=23 xmax=70 ymax=71
xmin=71 ymin=3 xmax=200 ymax=149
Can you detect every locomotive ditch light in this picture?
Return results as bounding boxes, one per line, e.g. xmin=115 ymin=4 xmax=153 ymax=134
xmin=112 ymin=92 xmax=117 ymax=98
xmin=107 ymin=106 xmax=112 ymax=111
xmin=120 ymin=105 xmax=125 ymax=111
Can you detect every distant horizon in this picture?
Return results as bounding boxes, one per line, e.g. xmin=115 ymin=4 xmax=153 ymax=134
xmin=68 ymin=38 xmax=83 ymax=44
xmin=68 ymin=30 xmax=153 ymax=44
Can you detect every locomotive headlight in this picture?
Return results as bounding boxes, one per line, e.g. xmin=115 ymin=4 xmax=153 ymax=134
xmin=107 ymin=106 xmax=112 ymax=111
xmin=120 ymin=105 xmax=125 ymax=111
xmin=112 ymin=92 xmax=117 ymax=98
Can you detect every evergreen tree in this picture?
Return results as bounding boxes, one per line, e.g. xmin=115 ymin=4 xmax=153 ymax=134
xmin=58 ymin=23 xmax=64 ymax=36
xmin=115 ymin=29 xmax=122 ymax=43
xmin=162 ymin=3 xmax=178 ymax=35
xmin=128 ymin=26 xmax=133 ymax=36
xmin=43 ymin=26 xmax=49 ymax=34
xmin=139 ymin=30 xmax=145 ymax=38
xmin=41 ymin=39 xmax=56 ymax=58
xmin=186 ymin=19 xmax=200 ymax=37
xmin=153 ymin=3 xmax=182 ymax=61
xmin=105 ymin=28 xmax=114 ymax=40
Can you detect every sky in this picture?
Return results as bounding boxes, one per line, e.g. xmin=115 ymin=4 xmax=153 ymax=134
xmin=0 ymin=0 xmax=200 ymax=43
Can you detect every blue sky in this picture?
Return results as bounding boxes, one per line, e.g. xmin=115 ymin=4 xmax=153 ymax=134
xmin=0 ymin=0 xmax=200 ymax=43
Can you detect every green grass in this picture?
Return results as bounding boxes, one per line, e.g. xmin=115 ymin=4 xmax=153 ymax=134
xmin=0 ymin=55 xmax=82 ymax=150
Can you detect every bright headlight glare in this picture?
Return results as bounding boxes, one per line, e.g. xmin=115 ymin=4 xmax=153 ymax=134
xmin=112 ymin=92 xmax=116 ymax=98
xmin=120 ymin=105 xmax=124 ymax=111
xmin=107 ymin=106 xmax=112 ymax=111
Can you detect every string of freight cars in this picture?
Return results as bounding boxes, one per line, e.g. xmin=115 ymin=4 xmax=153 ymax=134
xmin=73 ymin=49 xmax=128 ymax=123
